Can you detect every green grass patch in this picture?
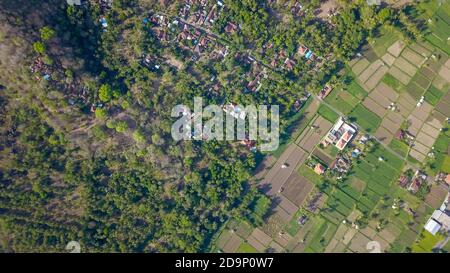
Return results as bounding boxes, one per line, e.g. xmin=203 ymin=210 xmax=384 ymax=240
xmin=307 ymin=219 xmax=337 ymax=252
xmin=320 ymin=144 xmax=340 ymax=158
xmin=417 ymin=0 xmax=441 ymax=19
xmin=333 ymin=189 xmax=357 ymax=209
xmin=321 ymin=209 xmax=346 ymax=225
xmin=338 ymin=182 xmax=363 ymax=200
xmin=424 ymin=8 xmax=450 ymax=55
xmin=434 ymin=131 xmax=450 ymax=153
xmin=357 ymin=196 xmax=378 ymax=213
xmin=318 ymin=104 xmax=339 ymax=123
xmin=271 ymin=98 xmax=315 ymax=158
xmin=441 ymin=156 xmax=450 ymax=173
xmin=412 ymin=230 xmax=445 ymax=253
xmin=443 ymin=240 xmax=450 ymax=253
xmin=346 ymin=81 xmax=368 ymax=99
xmin=371 ymin=145 xmax=405 ymax=171
xmin=348 ymin=105 xmax=381 ymax=133
xmin=428 ymin=129 xmax=450 ymax=174
xmin=388 ymin=139 xmax=409 ymax=158
xmin=326 ymin=196 xmax=353 ymax=216
xmin=429 ymin=16 xmax=450 ymax=40
xmin=425 ymin=32 xmax=450 ymax=56
xmin=437 ymin=8 xmax=450 ymax=25
xmin=251 ymin=195 xmax=271 ymax=220
xmin=370 ymin=27 xmax=403 ymax=57
xmin=362 ymin=188 xmax=382 ymax=204
xmin=424 ymin=85 xmax=446 ymax=105
xmin=285 ymin=209 xmax=303 ymax=237
xmin=324 ymin=90 xmax=357 ymax=115
xmin=237 ymin=242 xmax=258 ymax=253
xmin=382 ymin=73 xmax=405 ymax=92
xmin=298 ymin=164 xmax=323 ymax=185
xmin=406 ymin=81 xmax=426 ymax=100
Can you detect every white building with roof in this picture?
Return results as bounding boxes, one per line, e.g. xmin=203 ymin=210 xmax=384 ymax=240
xmin=324 ymin=117 xmax=357 ymax=150
xmin=424 ymin=218 xmax=441 ymax=235
xmin=67 ymin=0 xmax=82 ymax=5
xmin=424 ymin=192 xmax=450 ymax=235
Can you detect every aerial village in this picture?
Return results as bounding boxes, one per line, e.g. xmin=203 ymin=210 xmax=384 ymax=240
xmin=53 ymin=0 xmax=450 ymax=253
xmin=214 ymin=1 xmax=450 ymax=254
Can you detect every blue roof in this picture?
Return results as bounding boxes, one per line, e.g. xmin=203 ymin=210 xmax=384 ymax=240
xmin=305 ymin=50 xmax=313 ymax=59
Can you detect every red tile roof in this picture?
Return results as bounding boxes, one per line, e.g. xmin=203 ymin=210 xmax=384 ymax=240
xmin=314 ymin=163 xmax=325 ymax=175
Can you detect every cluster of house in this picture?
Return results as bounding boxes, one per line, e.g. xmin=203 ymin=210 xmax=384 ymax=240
xmin=66 ymin=85 xmax=92 ymax=108
xmin=89 ymin=101 xmax=104 ymax=113
xmin=305 ymin=155 xmax=327 ymax=176
xmin=318 ymin=84 xmax=333 ymax=100
xmin=29 ymin=57 xmax=52 ymax=81
xmin=435 ymin=172 xmax=450 ymax=186
xmin=298 ymin=44 xmax=317 ymax=61
xmin=179 ymin=0 xmax=225 ymax=28
xmin=305 ymin=191 xmax=324 ymax=213
xmin=224 ymin=22 xmax=239 ymax=34
xmin=240 ymin=139 xmax=257 ymax=152
xmin=395 ymin=129 xmax=415 ymax=146
xmin=146 ymin=13 xmax=228 ymax=61
xmin=67 ymin=0 xmax=109 ymax=7
xmin=177 ymin=0 xmax=239 ymax=36
xmin=322 ymin=117 xmax=357 ymax=151
xmin=306 ymin=118 xmax=359 ymax=179
xmin=96 ymin=0 xmax=113 ymax=30
xmin=398 ymin=169 xmax=428 ymax=194
xmin=267 ymin=42 xmax=323 ymax=72
xmin=290 ymin=2 xmax=305 ymax=17
xmin=330 ymin=155 xmax=352 ymax=178
xmin=425 ymin=193 xmax=450 ymax=235
xmin=269 ymin=49 xmax=294 ymax=71
xmin=98 ymin=0 xmax=113 ymax=11
xmin=176 ymin=106 xmax=211 ymax=140
xmin=141 ymin=54 xmax=162 ymax=71
xmin=314 ymin=162 xmax=326 ymax=175
xmin=293 ymin=93 xmax=311 ymax=112
xmin=237 ymin=55 xmax=268 ymax=93
xmin=223 ymin=103 xmax=246 ymax=120
xmin=146 ymin=14 xmax=175 ymax=42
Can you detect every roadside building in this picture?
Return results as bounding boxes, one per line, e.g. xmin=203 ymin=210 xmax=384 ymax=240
xmin=323 ymin=117 xmax=357 ymax=150
xmin=424 ymin=193 xmax=450 ymax=235
xmin=424 ymin=218 xmax=441 ymax=235
xmin=318 ymin=85 xmax=333 ymax=100
xmin=314 ymin=163 xmax=326 ymax=175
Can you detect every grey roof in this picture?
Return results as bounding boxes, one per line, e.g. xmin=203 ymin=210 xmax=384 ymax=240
xmin=67 ymin=0 xmax=82 ymax=5
xmin=366 ymin=0 xmax=381 ymax=5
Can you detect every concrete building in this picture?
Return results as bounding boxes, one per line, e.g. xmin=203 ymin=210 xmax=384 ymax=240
xmin=424 ymin=218 xmax=441 ymax=235
xmin=67 ymin=0 xmax=82 ymax=5
xmin=323 ymin=117 xmax=357 ymax=150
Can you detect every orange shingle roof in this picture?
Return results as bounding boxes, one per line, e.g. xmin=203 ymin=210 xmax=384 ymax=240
xmin=314 ymin=163 xmax=325 ymax=175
